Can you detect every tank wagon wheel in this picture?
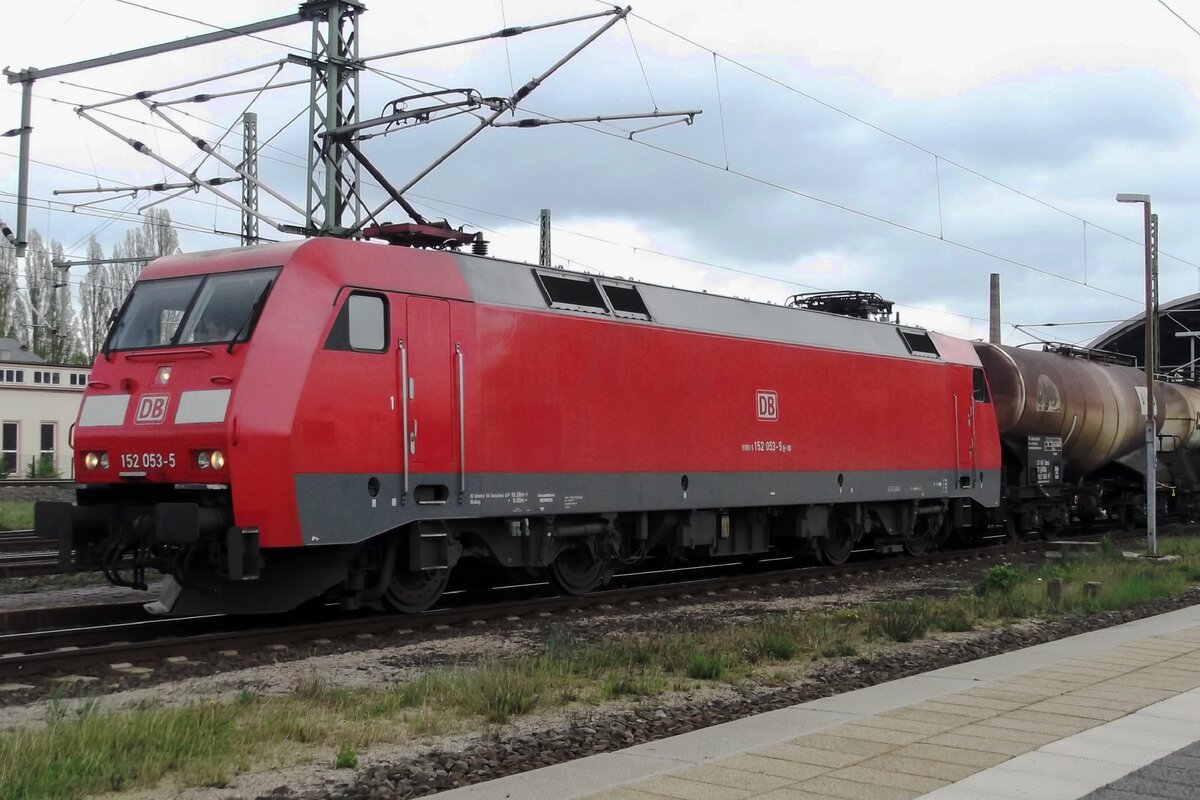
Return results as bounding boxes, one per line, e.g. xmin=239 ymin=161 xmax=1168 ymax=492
xmin=1117 ymin=502 xmax=1142 ymax=532
xmin=1036 ymin=522 xmax=1059 ymax=541
xmin=548 ymin=546 xmax=610 ymax=595
xmin=384 ymin=568 xmax=451 ymax=613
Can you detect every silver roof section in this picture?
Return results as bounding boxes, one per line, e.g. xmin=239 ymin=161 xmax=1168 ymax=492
xmin=453 ymin=253 xmax=967 ymax=365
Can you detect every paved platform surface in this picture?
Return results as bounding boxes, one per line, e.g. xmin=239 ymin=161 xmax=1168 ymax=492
xmin=430 ymin=603 xmax=1200 ymax=800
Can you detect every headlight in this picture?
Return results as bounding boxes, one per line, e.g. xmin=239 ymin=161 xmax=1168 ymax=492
xmin=100 ymin=453 xmax=109 ymax=469
xmin=84 ymin=452 xmax=99 ymax=469
xmin=195 ymin=450 xmax=225 ymax=470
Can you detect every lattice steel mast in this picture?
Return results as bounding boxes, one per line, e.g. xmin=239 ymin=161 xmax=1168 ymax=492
xmin=302 ymin=0 xmax=363 ymax=237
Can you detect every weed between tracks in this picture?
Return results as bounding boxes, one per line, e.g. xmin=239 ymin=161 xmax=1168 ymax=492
xmin=4 ymin=533 xmax=1200 ymax=799
xmin=0 ymin=501 xmax=34 ymax=531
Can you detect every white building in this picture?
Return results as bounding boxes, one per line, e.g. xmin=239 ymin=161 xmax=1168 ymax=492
xmin=0 ymin=338 xmax=89 ymax=479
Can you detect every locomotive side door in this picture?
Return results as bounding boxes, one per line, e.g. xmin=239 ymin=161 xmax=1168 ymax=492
xmin=399 ymin=296 xmax=457 ymax=504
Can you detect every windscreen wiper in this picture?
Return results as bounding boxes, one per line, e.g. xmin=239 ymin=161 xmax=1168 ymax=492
xmin=100 ymin=307 xmax=120 ymax=362
xmin=227 ymin=279 xmax=275 ymax=354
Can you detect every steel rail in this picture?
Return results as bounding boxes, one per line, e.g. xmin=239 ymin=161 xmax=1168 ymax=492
xmin=0 ymin=480 xmax=73 ymax=488
xmin=0 ymin=600 xmax=152 ymax=635
xmin=0 ymin=559 xmax=62 ymax=578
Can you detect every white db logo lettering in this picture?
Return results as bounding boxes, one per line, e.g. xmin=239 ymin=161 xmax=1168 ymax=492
xmin=756 ymin=390 xmax=778 ymax=421
xmin=135 ymin=394 xmax=169 ymax=424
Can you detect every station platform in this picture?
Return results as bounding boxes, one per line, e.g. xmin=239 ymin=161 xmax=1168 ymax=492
xmin=431 ymin=603 xmax=1200 ymax=800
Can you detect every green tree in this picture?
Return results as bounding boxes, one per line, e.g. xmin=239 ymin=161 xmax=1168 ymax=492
xmin=0 ymin=238 xmax=18 ymax=339
xmin=22 ymin=231 xmax=77 ymax=362
xmin=111 ymin=208 xmax=180 ymax=303
xmin=77 ymin=235 xmax=114 ymax=363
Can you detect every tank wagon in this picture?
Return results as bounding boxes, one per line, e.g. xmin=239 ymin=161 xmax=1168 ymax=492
xmin=37 ymin=238 xmax=1006 ymax=614
xmin=975 ymin=341 xmax=1200 ymax=534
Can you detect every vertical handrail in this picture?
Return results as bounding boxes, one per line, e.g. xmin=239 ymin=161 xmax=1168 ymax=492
xmin=953 ymin=393 xmax=961 ymax=483
xmin=970 ymin=396 xmax=977 ymax=474
xmin=399 ymin=339 xmax=409 ymax=499
xmin=456 ymin=343 xmax=465 ymax=504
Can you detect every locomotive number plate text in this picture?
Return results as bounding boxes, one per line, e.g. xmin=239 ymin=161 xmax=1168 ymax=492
xmin=120 ymin=452 xmax=177 ymax=469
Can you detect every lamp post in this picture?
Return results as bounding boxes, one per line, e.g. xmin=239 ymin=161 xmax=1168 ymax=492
xmin=1116 ymin=192 xmax=1157 ymax=557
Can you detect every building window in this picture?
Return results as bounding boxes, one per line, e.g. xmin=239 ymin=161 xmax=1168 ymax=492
xmin=52 ymin=372 xmax=60 ymax=385
xmin=1 ymin=422 xmax=16 ymax=477
xmin=38 ymin=422 xmax=55 ymax=477
xmin=69 ymin=372 xmax=90 ymax=386
xmin=0 ymin=369 xmax=24 ymax=383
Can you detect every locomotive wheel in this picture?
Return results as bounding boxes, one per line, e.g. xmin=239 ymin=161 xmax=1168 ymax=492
xmin=384 ymin=567 xmax=450 ymax=613
xmin=549 ymin=547 xmax=609 ymax=595
xmin=818 ymin=533 xmax=853 ymax=566
xmin=902 ymin=516 xmax=938 ymax=556
xmin=902 ymin=531 xmax=933 ymax=556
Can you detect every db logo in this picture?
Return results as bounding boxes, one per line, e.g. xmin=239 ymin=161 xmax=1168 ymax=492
xmin=134 ymin=394 xmax=170 ymax=424
xmin=756 ymin=390 xmax=778 ymax=421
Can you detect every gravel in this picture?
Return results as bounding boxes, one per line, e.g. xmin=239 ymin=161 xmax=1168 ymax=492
xmin=0 ymin=483 xmax=73 ymax=505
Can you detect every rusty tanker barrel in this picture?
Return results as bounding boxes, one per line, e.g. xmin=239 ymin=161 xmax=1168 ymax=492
xmin=1158 ymin=381 xmax=1200 ymax=454
xmin=973 ymin=343 xmax=1151 ymax=477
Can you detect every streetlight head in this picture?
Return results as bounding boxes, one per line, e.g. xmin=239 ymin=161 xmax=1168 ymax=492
xmin=1116 ymin=193 xmax=1151 ymax=204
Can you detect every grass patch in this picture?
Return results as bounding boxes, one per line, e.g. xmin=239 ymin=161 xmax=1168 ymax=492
xmin=0 ymin=501 xmax=34 ymax=531
xmin=980 ymin=562 xmax=1021 ymax=594
xmin=335 ymin=744 xmax=357 ymax=769
xmin=602 ymin=671 xmax=664 ymax=699
xmin=747 ymin=629 xmax=799 ymax=662
xmin=929 ymin=597 xmax=979 ymax=633
xmin=685 ymin=654 xmax=726 ymax=680
xmin=819 ymin=642 xmax=858 ymax=658
xmin=0 ymin=702 xmax=248 ymax=799
xmin=865 ymin=598 xmax=932 ymax=643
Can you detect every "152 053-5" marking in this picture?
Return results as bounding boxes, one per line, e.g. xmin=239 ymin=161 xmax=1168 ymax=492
xmin=120 ymin=452 xmax=176 ymax=469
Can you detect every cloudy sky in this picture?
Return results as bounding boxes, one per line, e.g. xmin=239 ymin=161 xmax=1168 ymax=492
xmin=4 ymin=0 xmax=1200 ymax=346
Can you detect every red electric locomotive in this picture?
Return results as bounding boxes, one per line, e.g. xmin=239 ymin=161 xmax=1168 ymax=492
xmin=38 ymin=237 xmax=1003 ymax=614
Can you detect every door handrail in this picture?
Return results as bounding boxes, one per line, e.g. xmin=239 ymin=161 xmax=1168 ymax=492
xmin=399 ymin=338 xmax=409 ymax=500
xmin=456 ymin=342 xmax=465 ymax=504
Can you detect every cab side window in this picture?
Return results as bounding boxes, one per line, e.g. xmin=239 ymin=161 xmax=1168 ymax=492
xmin=972 ymin=368 xmax=991 ymax=403
xmin=324 ymin=292 xmax=388 ymax=353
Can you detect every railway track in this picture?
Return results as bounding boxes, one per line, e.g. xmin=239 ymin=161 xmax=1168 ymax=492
xmin=0 ymin=528 xmax=61 ymax=577
xmin=0 ymin=479 xmax=74 ymax=489
xmin=0 ymin=477 xmax=74 ymax=573
xmin=0 ymin=540 xmax=1047 ymax=682
xmin=0 ymin=529 xmax=58 ymax=553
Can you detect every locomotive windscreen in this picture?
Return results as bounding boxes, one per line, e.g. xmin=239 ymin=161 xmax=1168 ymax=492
xmin=107 ymin=266 xmax=280 ymax=351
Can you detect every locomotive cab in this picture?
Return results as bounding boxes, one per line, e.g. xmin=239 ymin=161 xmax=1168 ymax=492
xmin=36 ymin=263 xmax=280 ymax=596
